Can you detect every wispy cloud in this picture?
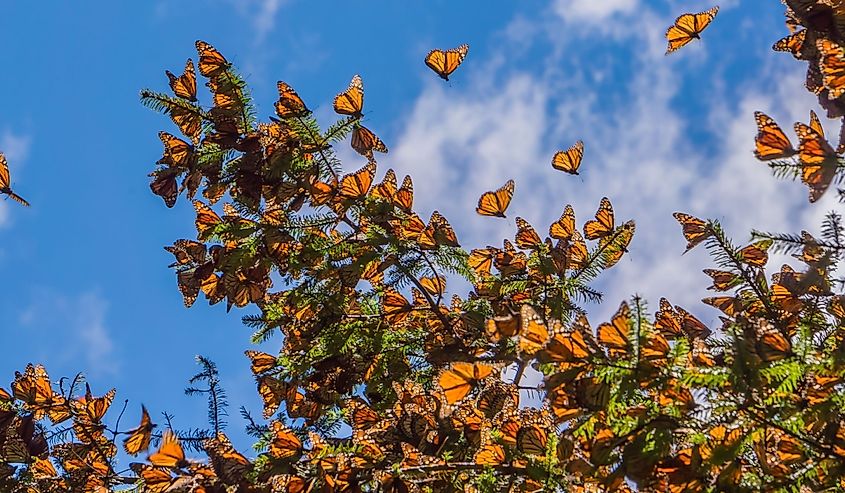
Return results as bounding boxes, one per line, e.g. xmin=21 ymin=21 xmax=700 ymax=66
xmin=385 ymin=1 xmax=820 ymax=326
xmin=18 ymin=290 xmax=118 ymax=377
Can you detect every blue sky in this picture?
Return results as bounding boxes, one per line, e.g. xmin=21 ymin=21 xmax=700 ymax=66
xmin=0 ymin=0 xmax=832 ymax=455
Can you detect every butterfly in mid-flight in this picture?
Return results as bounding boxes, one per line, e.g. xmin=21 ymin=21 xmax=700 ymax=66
xmin=665 ymin=6 xmax=719 ymax=55
xmin=0 ymin=153 xmax=29 ymax=206
xmin=552 ymin=141 xmax=584 ymax=174
xmin=476 ymin=179 xmax=515 ymax=217
xmin=425 ymin=44 xmax=469 ymax=80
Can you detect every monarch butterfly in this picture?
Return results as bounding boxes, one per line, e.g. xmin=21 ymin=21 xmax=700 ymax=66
xmin=539 ymin=313 xmax=595 ymax=364
xmin=514 ymin=217 xmax=542 ymax=250
xmin=166 ymin=59 xmax=197 ymax=101
xmin=383 ymin=288 xmax=412 ymax=324
xmin=164 ymin=239 xmax=207 ymax=267
xmin=476 ymin=179 xmax=515 ymax=217
xmin=425 ymin=44 xmax=469 ymax=81
xmin=738 ymin=240 xmax=771 ymax=267
xmin=772 ymin=29 xmax=807 ymax=59
xmin=333 ymin=74 xmax=364 ymax=117
xmin=655 ymin=298 xmax=711 ymax=340
xmin=339 ymin=160 xmax=376 ymax=200
xmin=549 ymin=205 xmax=576 ymax=242
xmin=518 ymin=305 xmax=560 ymax=357
xmin=257 ymin=376 xmax=287 ymax=419
xmin=275 ymin=81 xmax=310 ymax=118
xmin=0 ymin=153 xmax=29 ymax=207
xmin=167 ymin=102 xmax=203 ymax=144
xmin=195 ymin=40 xmax=229 ymax=78
xmin=565 ymin=231 xmax=589 ymax=269
xmin=673 ymin=212 xmax=711 ymax=253
xmin=148 ymin=430 xmax=189 ymax=469
xmin=584 ymin=197 xmax=614 ymax=240
xmin=268 ymin=421 xmax=303 ymax=460
xmin=702 ymin=295 xmax=742 ymax=317
xmin=665 ymin=7 xmax=719 ymax=55
xmin=123 ymin=405 xmax=155 ymax=455
xmin=222 ymin=265 xmax=270 ymax=309
xmin=552 ymin=141 xmax=584 ymax=174
xmin=351 ymin=125 xmax=388 ymax=158
xmin=752 ymin=320 xmax=793 ymax=362
xmin=72 ymin=384 xmax=115 ymax=424
xmin=346 ymin=398 xmax=380 ymax=431
xmin=474 ymin=439 xmax=506 ymax=465
xmin=794 ymin=122 xmax=837 ymax=202
xmin=12 ymin=364 xmax=69 ymax=424
xmin=245 ymin=350 xmax=276 ymax=375
xmin=193 ymin=200 xmax=222 ymax=240
xmin=597 ymin=302 xmax=632 ymax=359
xmin=438 ymin=362 xmax=495 ymax=404
xmin=468 ymin=247 xmax=497 ymax=276
xmin=394 ymin=175 xmax=414 ymax=212
xmin=30 ymin=456 xmax=57 ymax=480
xmin=817 ymin=38 xmax=845 ymax=99
xmin=419 ymin=275 xmax=446 ymax=296
xmin=808 ymin=109 xmax=825 ymax=138
xmin=203 ymin=432 xmax=250 ymax=484
xmin=753 ymin=112 xmax=795 ymax=161
xmin=418 ymin=211 xmax=459 ymax=249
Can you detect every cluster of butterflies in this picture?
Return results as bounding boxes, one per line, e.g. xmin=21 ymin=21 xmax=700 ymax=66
xmin=756 ymin=0 xmax=845 ymax=202
xmin=753 ymin=108 xmax=842 ymax=202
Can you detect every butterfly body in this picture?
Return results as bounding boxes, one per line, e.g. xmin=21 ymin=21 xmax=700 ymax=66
xmin=665 ymin=6 xmax=719 ymax=54
xmin=0 ymin=153 xmax=29 ymax=206
xmin=425 ymin=44 xmax=469 ymax=80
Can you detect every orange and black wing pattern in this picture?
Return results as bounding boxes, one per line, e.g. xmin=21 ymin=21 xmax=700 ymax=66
xmin=166 ymin=58 xmax=197 ymax=101
xmin=476 ymin=179 xmax=515 ymax=217
xmin=195 ymin=40 xmax=229 ymax=78
xmin=753 ymin=112 xmax=796 ymax=161
xmin=425 ymin=44 xmax=469 ymax=80
xmin=275 ymin=81 xmax=310 ymax=118
xmin=817 ymin=38 xmax=845 ymax=99
xmin=794 ymin=122 xmax=838 ymax=202
xmin=0 ymin=153 xmax=29 ymax=206
xmin=333 ymin=74 xmax=364 ymax=117
xmin=552 ymin=141 xmax=584 ymax=174
xmin=583 ymin=197 xmax=614 ymax=240
xmin=665 ymin=7 xmax=719 ymax=54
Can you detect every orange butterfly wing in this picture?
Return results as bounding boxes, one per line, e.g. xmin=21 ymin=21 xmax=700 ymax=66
xmin=148 ymin=430 xmax=187 ymax=468
xmin=817 ymin=38 xmax=845 ymax=99
xmin=123 ymin=405 xmax=155 ymax=455
xmin=794 ymin=122 xmax=837 ymax=202
xmin=425 ymin=44 xmax=469 ymax=80
xmin=333 ymin=74 xmax=364 ymax=117
xmin=275 ymin=81 xmax=310 ymax=118
xmin=753 ymin=112 xmax=795 ymax=161
xmin=166 ymin=59 xmax=197 ymax=101
xmin=351 ymin=125 xmax=388 ymax=158
xmin=673 ymin=212 xmax=711 ymax=253
xmin=665 ymin=7 xmax=719 ymax=54
xmin=195 ymin=40 xmax=229 ymax=77
xmin=552 ymin=141 xmax=584 ymax=174
xmin=584 ymin=197 xmax=614 ymax=240
xmin=476 ymin=179 xmax=514 ymax=217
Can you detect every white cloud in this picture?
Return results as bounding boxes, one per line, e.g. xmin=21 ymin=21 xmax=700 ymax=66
xmin=385 ymin=0 xmax=825 ymax=328
xmin=18 ymin=290 xmax=118 ymax=377
xmin=553 ymin=0 xmax=638 ymax=23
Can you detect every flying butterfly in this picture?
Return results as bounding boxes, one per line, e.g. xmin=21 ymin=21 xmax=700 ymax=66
xmin=817 ymin=38 xmax=845 ymax=99
xmin=0 ymin=153 xmax=29 ymax=206
xmin=795 ymin=122 xmax=837 ymax=202
xmin=552 ymin=141 xmax=584 ymax=174
xmin=584 ymin=197 xmax=614 ymax=240
xmin=275 ymin=81 xmax=310 ymax=118
xmin=123 ymin=405 xmax=156 ymax=455
xmin=351 ymin=125 xmax=388 ymax=158
xmin=673 ymin=212 xmax=711 ymax=253
xmin=425 ymin=44 xmax=469 ymax=81
xmin=665 ymin=6 xmax=719 ymax=55
xmin=195 ymin=40 xmax=229 ymax=78
xmin=476 ymin=179 xmax=515 ymax=217
xmin=166 ymin=59 xmax=197 ymax=101
xmin=753 ymin=111 xmax=796 ymax=161
xmin=333 ymin=74 xmax=364 ymax=118
xmin=148 ymin=430 xmax=189 ymax=469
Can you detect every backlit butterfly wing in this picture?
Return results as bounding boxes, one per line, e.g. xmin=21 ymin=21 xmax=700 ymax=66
xmin=809 ymin=109 xmax=825 ymax=138
xmin=476 ymin=179 xmax=515 ymax=217
xmin=515 ymin=217 xmax=543 ymax=250
xmin=195 ymin=40 xmax=229 ymax=78
xmin=794 ymin=122 xmax=837 ymax=202
xmin=425 ymin=44 xmax=469 ymax=81
xmin=383 ymin=288 xmax=412 ymax=324
xmin=333 ymin=74 xmax=364 ymax=117
xmin=245 ymin=350 xmax=276 ymax=375
xmin=817 ymin=38 xmax=845 ymax=99
xmin=468 ymin=247 xmax=497 ymax=276
xmin=394 ymin=175 xmax=414 ymax=212
xmin=268 ymin=421 xmax=303 ymax=460
xmin=339 ymin=160 xmax=376 ymax=200
xmin=597 ymin=302 xmax=632 ymax=359
xmin=438 ymin=362 xmax=495 ymax=404
xmin=166 ymin=59 xmax=197 ymax=101
xmin=552 ymin=141 xmax=584 ymax=174
xmin=204 ymin=432 xmax=251 ymax=484
xmin=549 ymin=205 xmax=576 ymax=241
xmin=148 ymin=430 xmax=188 ymax=469
xmin=350 ymin=125 xmax=388 ymax=158
xmin=753 ymin=112 xmax=796 ymax=160
xmin=193 ymin=200 xmax=222 ymax=240
xmin=518 ymin=305 xmax=556 ymax=356
xmin=772 ymin=29 xmax=807 ymax=59
xmin=665 ymin=6 xmax=719 ymax=54
xmin=673 ymin=212 xmax=711 ymax=253
xmin=258 ymin=376 xmax=287 ymax=419
xmin=584 ymin=197 xmax=614 ymax=240
xmin=123 ymin=405 xmax=155 ymax=455
xmin=275 ymin=81 xmax=310 ymax=118
xmin=0 ymin=153 xmax=29 ymax=207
